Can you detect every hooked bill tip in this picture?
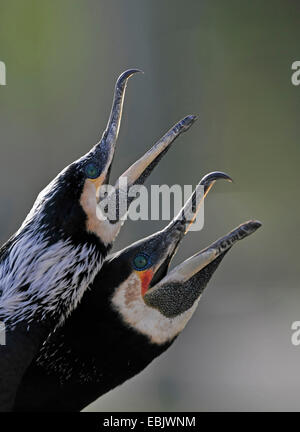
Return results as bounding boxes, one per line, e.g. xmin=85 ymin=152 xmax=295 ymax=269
xmin=116 ymin=69 xmax=143 ymax=87
xmin=236 ymin=220 xmax=262 ymax=238
xmin=179 ymin=115 xmax=198 ymax=132
xmin=200 ymin=171 xmax=233 ymax=186
xmin=245 ymin=219 xmax=262 ymax=231
xmin=122 ymin=68 xmax=143 ymax=78
xmin=184 ymin=114 xmax=198 ymax=125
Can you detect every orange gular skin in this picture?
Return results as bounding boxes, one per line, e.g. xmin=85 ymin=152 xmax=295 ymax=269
xmin=138 ymin=269 xmax=154 ymax=297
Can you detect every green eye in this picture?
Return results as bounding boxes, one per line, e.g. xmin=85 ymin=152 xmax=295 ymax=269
xmin=133 ymin=253 xmax=150 ymax=271
xmin=85 ymin=163 xmax=100 ymax=179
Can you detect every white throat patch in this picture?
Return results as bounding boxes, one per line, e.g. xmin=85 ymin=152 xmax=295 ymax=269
xmin=80 ymin=180 xmax=121 ymax=246
xmin=111 ymin=273 xmax=199 ymax=345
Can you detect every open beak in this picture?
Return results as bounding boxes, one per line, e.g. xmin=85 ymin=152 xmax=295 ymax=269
xmin=97 ymin=115 xmax=198 ymax=221
xmin=144 ymin=220 xmax=262 ymax=318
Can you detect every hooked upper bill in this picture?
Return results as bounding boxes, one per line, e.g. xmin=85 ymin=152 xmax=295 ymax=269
xmin=83 ymin=69 xmax=142 ymax=190
xmin=141 ymin=171 xmax=233 ymax=289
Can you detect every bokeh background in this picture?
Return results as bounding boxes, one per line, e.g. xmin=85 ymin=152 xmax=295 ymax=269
xmin=0 ymin=0 xmax=299 ymax=411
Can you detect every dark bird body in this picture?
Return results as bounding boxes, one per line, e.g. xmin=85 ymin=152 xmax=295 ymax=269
xmin=13 ymin=172 xmax=261 ymax=411
xmin=14 ymin=268 xmax=172 ymax=412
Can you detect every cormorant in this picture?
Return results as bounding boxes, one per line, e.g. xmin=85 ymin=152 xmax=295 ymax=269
xmin=0 ymin=69 xmax=196 ymax=411
xmin=13 ymin=172 xmax=261 ymax=412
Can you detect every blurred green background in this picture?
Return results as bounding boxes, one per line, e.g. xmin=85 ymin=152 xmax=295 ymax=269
xmin=0 ymin=0 xmax=299 ymax=411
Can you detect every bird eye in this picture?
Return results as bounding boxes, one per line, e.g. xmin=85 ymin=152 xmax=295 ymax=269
xmin=85 ymin=163 xmax=100 ymax=179
xmin=133 ymin=253 xmax=150 ymax=271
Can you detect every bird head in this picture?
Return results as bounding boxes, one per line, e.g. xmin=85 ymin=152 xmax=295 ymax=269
xmin=25 ymin=69 xmax=141 ymax=244
xmin=24 ymin=69 xmax=197 ymax=249
xmin=108 ymin=172 xmax=260 ymax=346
